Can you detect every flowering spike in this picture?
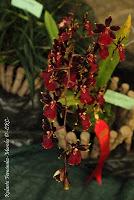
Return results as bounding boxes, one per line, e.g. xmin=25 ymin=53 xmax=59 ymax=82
xmin=99 ymin=46 xmax=109 ymax=59
xmin=43 ymin=101 xmax=57 ymax=120
xmin=40 ymin=14 xmax=126 ymax=189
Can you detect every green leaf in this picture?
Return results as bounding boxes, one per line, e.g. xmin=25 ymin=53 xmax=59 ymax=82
xmin=16 ymin=50 xmax=35 ymax=98
xmin=104 ymin=89 xmax=134 ymax=110
xmin=44 ymin=10 xmax=59 ymax=43
xmin=11 ymin=0 xmax=43 ymax=18
xmin=96 ymin=15 xmax=131 ymax=88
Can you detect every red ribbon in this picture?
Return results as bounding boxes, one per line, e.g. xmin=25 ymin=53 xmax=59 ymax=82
xmin=86 ymin=119 xmax=110 ymax=184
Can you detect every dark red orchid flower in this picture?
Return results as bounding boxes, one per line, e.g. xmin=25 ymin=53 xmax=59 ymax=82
xmin=79 ymin=112 xmax=91 ymax=131
xmin=90 ymin=63 xmax=98 ymax=74
xmin=87 ymin=53 xmax=96 ymax=65
xmin=97 ymin=90 xmax=105 ymax=107
xmin=42 ymin=131 xmax=54 ymax=149
xmin=68 ymin=148 xmax=81 ymax=165
xmin=54 ymin=52 xmax=62 ymax=68
xmin=59 ymin=16 xmax=73 ymax=28
xmin=41 ymin=70 xmax=57 ymax=91
xmin=63 ymin=73 xmax=77 ymax=88
xmin=93 ymin=42 xmax=109 ymax=60
xmin=84 ymin=20 xmax=94 ymax=36
xmin=41 ymin=91 xmax=52 ymax=104
xmin=98 ymin=30 xmax=113 ymax=46
xmin=59 ymin=32 xmax=70 ymax=43
xmin=118 ymin=44 xmax=125 ymax=61
xmin=88 ymin=74 xmax=96 ymax=86
xmin=59 ymin=22 xmax=77 ymax=44
xmin=80 ymin=85 xmax=94 ymax=104
xmin=99 ymin=45 xmax=109 ymax=59
xmin=43 ymin=101 xmax=57 ymax=120
xmin=86 ymin=53 xmax=98 ymax=74
xmin=94 ymin=16 xmax=120 ymax=46
xmin=112 ymin=37 xmax=126 ymax=61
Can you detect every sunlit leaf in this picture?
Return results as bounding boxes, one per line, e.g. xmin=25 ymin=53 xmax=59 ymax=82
xmin=44 ymin=10 xmax=59 ymax=43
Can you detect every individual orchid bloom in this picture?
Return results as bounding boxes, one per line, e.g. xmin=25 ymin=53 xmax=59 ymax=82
xmin=59 ymin=16 xmax=73 ymax=28
xmin=87 ymin=53 xmax=96 ymax=65
xmin=88 ymin=74 xmax=96 ymax=86
xmin=90 ymin=63 xmax=98 ymax=74
xmin=41 ymin=118 xmax=51 ymax=132
xmin=55 ymin=52 xmax=62 ymax=68
xmin=98 ymin=29 xmax=113 ymax=46
xmin=53 ymin=167 xmax=70 ymax=190
xmin=97 ymin=90 xmax=105 ymax=107
xmin=63 ymin=72 xmax=77 ymax=88
xmin=59 ymin=24 xmax=77 ymax=43
xmin=118 ymin=44 xmax=125 ymax=61
xmin=41 ymin=70 xmax=57 ymax=91
xmin=59 ymin=32 xmax=70 ymax=43
xmin=86 ymin=53 xmax=98 ymax=74
xmin=92 ymin=42 xmax=109 ymax=60
xmin=112 ymin=37 xmax=126 ymax=62
xmin=43 ymin=101 xmax=57 ymax=120
xmin=94 ymin=16 xmax=120 ymax=46
xmin=68 ymin=148 xmax=81 ymax=165
xmin=99 ymin=45 xmax=109 ymax=59
xmin=41 ymin=91 xmax=52 ymax=104
xmin=80 ymin=85 xmax=94 ymax=104
xmin=42 ymin=131 xmax=54 ymax=149
xmin=79 ymin=112 xmax=91 ymax=131
xmin=53 ymin=168 xmax=65 ymax=182
xmin=84 ymin=20 xmax=94 ymax=36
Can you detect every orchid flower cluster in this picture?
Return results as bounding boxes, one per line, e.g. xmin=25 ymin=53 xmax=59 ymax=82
xmin=41 ymin=15 xmax=125 ymax=190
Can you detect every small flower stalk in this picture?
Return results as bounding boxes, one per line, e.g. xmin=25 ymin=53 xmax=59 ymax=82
xmin=40 ymin=14 xmax=128 ymax=189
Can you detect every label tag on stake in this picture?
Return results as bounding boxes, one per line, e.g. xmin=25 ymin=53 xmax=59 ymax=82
xmin=11 ymin=0 xmax=43 ymax=18
xmin=104 ymin=89 xmax=134 ymax=110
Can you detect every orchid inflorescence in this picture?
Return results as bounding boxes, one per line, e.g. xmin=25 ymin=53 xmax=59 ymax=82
xmin=40 ymin=14 xmax=125 ymax=190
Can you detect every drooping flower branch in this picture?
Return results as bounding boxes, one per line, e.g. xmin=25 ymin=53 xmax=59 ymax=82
xmin=40 ymin=14 xmax=126 ymax=189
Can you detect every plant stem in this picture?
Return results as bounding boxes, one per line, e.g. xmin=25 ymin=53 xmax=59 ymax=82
xmin=63 ymin=56 xmax=72 ymax=127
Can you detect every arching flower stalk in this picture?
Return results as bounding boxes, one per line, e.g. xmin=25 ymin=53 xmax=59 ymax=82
xmin=40 ymin=14 xmax=126 ymax=189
